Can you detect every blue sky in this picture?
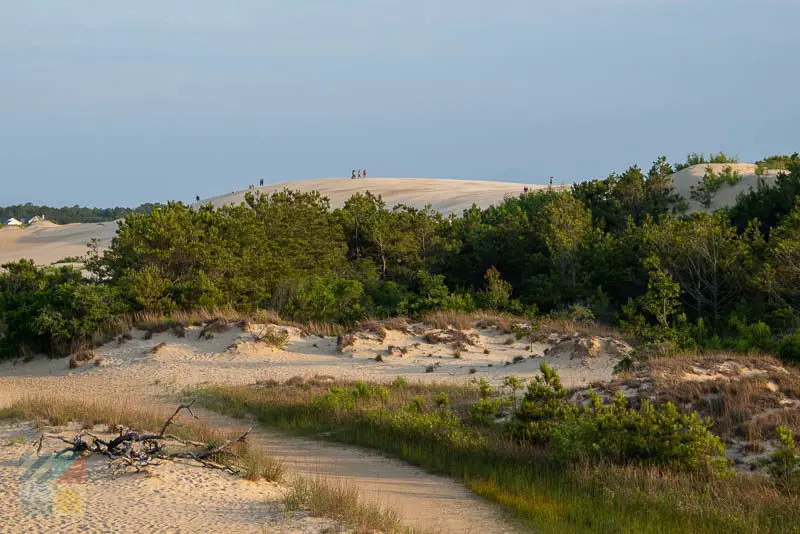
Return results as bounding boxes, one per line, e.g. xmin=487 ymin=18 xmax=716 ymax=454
xmin=1 ymin=1 xmax=797 ymax=206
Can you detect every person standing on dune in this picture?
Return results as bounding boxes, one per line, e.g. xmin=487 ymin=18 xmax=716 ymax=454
xmin=363 ymin=169 xmax=367 ymax=178
xmin=352 ymin=170 xmax=357 ymax=179
xmin=357 ymin=170 xmax=362 ymax=179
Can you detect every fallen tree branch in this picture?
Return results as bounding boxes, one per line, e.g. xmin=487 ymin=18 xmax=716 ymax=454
xmin=38 ymin=402 xmax=249 ymax=476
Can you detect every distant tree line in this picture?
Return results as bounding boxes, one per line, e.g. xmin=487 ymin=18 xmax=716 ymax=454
xmin=1 ymin=153 xmax=799 ymax=361
xmin=0 ymin=203 xmax=158 ymax=224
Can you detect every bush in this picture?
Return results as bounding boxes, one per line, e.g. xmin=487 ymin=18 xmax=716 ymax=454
xmin=336 ymin=333 xmax=355 ymax=352
xmin=477 ymin=267 xmax=512 ymax=310
xmin=768 ymin=426 xmax=800 ymax=493
xmin=511 ymin=364 xmax=728 ymax=473
xmin=0 ymin=261 xmax=126 ymax=358
xmin=777 ymin=333 xmax=800 ymax=363
xmin=254 ymin=326 xmax=290 ymax=349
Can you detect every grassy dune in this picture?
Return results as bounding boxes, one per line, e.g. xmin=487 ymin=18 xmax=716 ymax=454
xmin=194 ymin=378 xmax=800 ymax=534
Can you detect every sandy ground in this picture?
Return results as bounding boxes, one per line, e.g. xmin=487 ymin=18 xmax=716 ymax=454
xmin=199 ymin=178 xmax=548 ymax=214
xmin=0 ymin=421 xmax=335 ymax=534
xmin=0 ymin=322 xmax=627 ymax=533
xmin=0 ymin=220 xmax=117 ymax=266
xmin=670 ymin=163 xmax=786 ymax=213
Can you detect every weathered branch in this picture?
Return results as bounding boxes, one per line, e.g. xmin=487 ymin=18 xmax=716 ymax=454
xmin=37 ymin=402 xmax=248 ymax=476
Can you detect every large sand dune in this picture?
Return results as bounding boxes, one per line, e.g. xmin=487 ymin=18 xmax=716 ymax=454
xmin=0 ymin=220 xmax=118 ymax=266
xmin=670 ymin=163 xmax=785 ymax=213
xmin=201 ymin=177 xmax=545 ymax=213
xmin=0 ymin=167 xmax=789 ymax=267
xmin=1 ymin=178 xmax=545 ymax=266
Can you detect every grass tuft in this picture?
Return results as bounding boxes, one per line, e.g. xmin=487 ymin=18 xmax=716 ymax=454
xmin=284 ymin=476 xmax=401 ymax=532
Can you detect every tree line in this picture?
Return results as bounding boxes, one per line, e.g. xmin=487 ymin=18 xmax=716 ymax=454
xmin=1 ymin=153 xmax=799 ymax=360
xmin=0 ymin=203 xmax=158 ymax=225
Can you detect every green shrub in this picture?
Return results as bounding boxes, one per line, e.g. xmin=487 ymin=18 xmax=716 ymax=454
xmin=511 ymin=365 xmax=728 ymax=473
xmin=476 ymin=267 xmax=512 ymax=310
xmin=777 ymin=334 xmax=800 ymax=363
xmin=768 ymin=426 xmax=800 ymax=493
xmin=254 ymin=325 xmax=290 ymax=349
xmin=0 ymin=261 xmax=126 ymax=357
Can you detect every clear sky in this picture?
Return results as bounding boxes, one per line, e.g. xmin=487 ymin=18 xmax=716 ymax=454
xmin=1 ymin=1 xmax=797 ymax=207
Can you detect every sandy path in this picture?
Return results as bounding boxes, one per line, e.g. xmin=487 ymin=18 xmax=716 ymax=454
xmin=0 ymin=324 xmax=570 ymax=533
xmin=198 ymin=410 xmax=520 ymax=534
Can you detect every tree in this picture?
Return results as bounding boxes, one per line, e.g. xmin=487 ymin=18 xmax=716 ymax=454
xmin=764 ymin=203 xmax=800 ymax=308
xmin=621 ymin=256 xmax=684 ymax=342
xmin=533 ymin=193 xmax=594 ymax=293
xmin=646 ymin=213 xmax=749 ymax=324
xmin=478 ymin=267 xmax=512 ymax=310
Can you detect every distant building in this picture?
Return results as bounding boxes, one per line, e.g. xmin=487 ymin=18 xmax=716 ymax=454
xmin=3 ymin=218 xmax=23 ymax=226
xmin=26 ymin=215 xmax=45 ymax=224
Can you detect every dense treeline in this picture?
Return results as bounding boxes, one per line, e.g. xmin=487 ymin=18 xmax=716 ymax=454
xmin=1 ymin=154 xmax=799 ymax=360
xmin=0 ymin=202 xmax=158 ymax=224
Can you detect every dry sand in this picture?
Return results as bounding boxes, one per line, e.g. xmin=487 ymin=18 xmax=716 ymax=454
xmin=0 ymin=421 xmax=334 ymax=534
xmin=0 ymin=322 xmax=627 ymax=533
xmin=0 ymin=220 xmax=117 ymax=266
xmin=670 ymin=163 xmax=786 ymax=213
xmin=199 ymin=177 xmax=547 ymax=214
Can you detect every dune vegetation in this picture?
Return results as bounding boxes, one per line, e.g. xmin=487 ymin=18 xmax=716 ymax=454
xmin=192 ymin=366 xmax=799 ymax=533
xmin=1 ymin=152 xmax=799 ymax=532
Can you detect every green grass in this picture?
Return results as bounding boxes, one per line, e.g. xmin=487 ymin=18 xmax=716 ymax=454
xmin=192 ymin=378 xmax=800 ymax=534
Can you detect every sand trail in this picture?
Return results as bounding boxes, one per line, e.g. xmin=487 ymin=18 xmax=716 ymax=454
xmin=198 ymin=408 xmax=522 ymax=534
xmin=0 ymin=323 xmax=586 ymax=532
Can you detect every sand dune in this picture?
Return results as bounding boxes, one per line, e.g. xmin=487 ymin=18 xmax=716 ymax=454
xmin=1 ymin=178 xmax=546 ymax=266
xmin=201 ymin=177 xmax=546 ymax=214
xmin=0 ymin=167 xmax=788 ymax=267
xmin=0 ymin=220 xmax=118 ymax=266
xmin=670 ymin=163 xmax=785 ymax=213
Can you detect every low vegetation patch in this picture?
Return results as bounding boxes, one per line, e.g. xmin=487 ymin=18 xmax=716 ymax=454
xmin=194 ymin=367 xmax=799 ymax=533
xmin=336 ymin=333 xmax=355 ymax=352
xmin=252 ymin=325 xmax=290 ymax=349
xmin=284 ymin=476 xmax=401 ymax=533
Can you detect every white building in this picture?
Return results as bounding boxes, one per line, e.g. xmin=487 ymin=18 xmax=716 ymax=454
xmin=3 ymin=218 xmax=23 ymax=226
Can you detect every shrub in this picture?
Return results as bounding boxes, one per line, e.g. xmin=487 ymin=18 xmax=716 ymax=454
xmin=336 ymin=333 xmax=355 ymax=352
xmin=254 ymin=326 xmax=290 ymax=349
xmin=511 ymin=364 xmax=728 ymax=473
xmin=777 ymin=334 xmax=800 ymax=363
xmin=0 ymin=261 xmax=126 ymax=358
xmin=172 ymin=324 xmax=186 ymax=338
xmin=199 ymin=320 xmax=228 ymax=340
xmin=68 ymin=349 xmax=94 ymax=369
xmin=768 ymin=425 xmax=800 ymax=492
xmin=477 ymin=267 xmax=512 ymax=310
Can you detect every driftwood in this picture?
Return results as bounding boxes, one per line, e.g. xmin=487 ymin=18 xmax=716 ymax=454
xmin=38 ymin=401 xmax=251 ymax=475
